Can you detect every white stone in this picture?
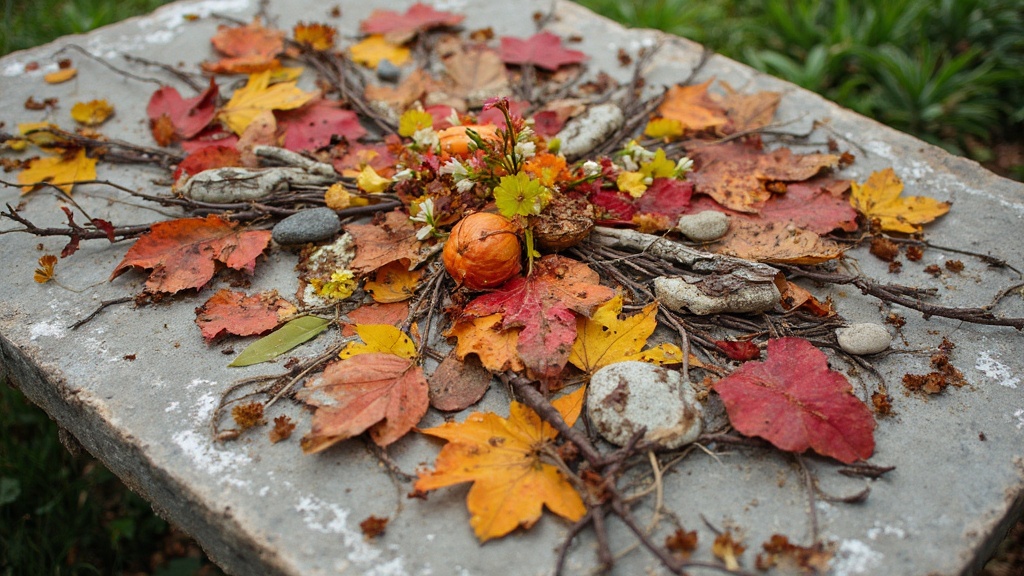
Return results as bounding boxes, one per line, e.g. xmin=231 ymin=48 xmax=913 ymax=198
xmin=836 ymin=323 xmax=892 ymax=355
xmin=677 ymin=210 xmax=730 ymax=242
xmin=655 ymin=276 xmax=780 ymax=316
xmin=556 ymin=103 xmax=625 ymax=160
xmin=587 ymin=361 xmax=703 ymax=450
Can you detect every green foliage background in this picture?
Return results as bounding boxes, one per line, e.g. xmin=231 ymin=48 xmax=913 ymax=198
xmin=0 ymin=1 xmax=1021 ymax=574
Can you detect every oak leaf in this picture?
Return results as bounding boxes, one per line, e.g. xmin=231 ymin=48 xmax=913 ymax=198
xmin=277 ymin=99 xmax=366 ymax=152
xmin=346 ymin=210 xmax=428 ymax=275
xmin=657 ymin=80 xmax=729 ymax=134
xmin=360 ymin=3 xmax=465 ymax=44
xmin=499 ymin=32 xmax=587 ymax=71
xmin=218 ymin=70 xmax=314 ymax=135
xmin=850 ymin=167 xmax=950 ymax=233
xmin=194 ymin=289 xmax=296 ymax=341
xmin=109 ymin=215 xmax=272 ymax=294
xmin=18 ymin=149 xmax=97 ymax=195
xmin=202 ymin=20 xmax=284 ymax=74
xmin=462 ymin=255 xmax=615 ymax=380
xmin=70 ymin=99 xmax=114 ymax=126
xmin=714 ymin=337 xmax=876 ymax=464
xmin=569 ymin=294 xmax=684 ymax=374
xmin=414 ymin=386 xmax=587 ymax=541
xmin=446 ymin=313 xmax=524 ymax=373
xmin=339 ymin=324 xmax=418 ymax=360
xmin=300 ymin=352 xmax=429 ymax=450
xmin=364 ymin=259 xmax=423 ymax=303
xmin=146 ymin=80 xmax=219 ymax=144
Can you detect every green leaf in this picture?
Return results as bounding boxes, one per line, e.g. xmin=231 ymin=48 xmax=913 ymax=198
xmin=0 ymin=477 xmax=20 ymax=506
xmin=493 ymin=173 xmax=549 ymax=218
xmin=229 ymin=316 xmax=330 ymax=367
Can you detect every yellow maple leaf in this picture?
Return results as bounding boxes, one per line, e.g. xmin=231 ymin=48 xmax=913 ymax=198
xmin=293 ymin=22 xmax=337 ymax=51
xmin=349 ymin=35 xmax=411 ymax=69
xmin=70 ymin=99 xmax=114 ymax=126
xmin=616 ymin=171 xmax=647 ymax=198
xmin=18 ymin=122 xmax=66 ymax=148
xmin=569 ymin=294 xmax=684 ymax=374
xmin=340 ymin=324 xmax=417 ymax=360
xmin=643 ymin=118 xmax=684 ymax=140
xmin=850 ymin=167 xmax=950 ymax=233
xmin=415 ymin=386 xmax=587 ymax=542
xmin=18 ymin=149 xmax=97 ymax=194
xmin=364 ymin=260 xmax=423 ymax=303
xmin=218 ymin=70 xmax=314 ymax=135
xmin=446 ymin=313 xmax=524 ymax=373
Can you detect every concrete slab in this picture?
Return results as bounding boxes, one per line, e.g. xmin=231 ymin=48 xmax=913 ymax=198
xmin=2 ymin=1 xmax=1023 ymax=575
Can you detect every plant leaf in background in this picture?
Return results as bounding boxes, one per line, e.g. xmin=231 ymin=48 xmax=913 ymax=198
xmin=499 ymin=32 xmax=587 ymax=71
xmin=228 ymin=315 xmax=330 ymax=367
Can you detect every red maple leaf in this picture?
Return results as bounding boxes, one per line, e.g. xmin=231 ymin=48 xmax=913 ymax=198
xmin=277 ymin=99 xmax=367 ymax=152
xmin=194 ymin=289 xmax=296 ymax=341
xmin=499 ymin=32 xmax=587 ymax=71
xmin=299 ymin=352 xmax=429 ymax=451
xmin=756 ymin=178 xmax=857 ymax=234
xmin=110 ymin=215 xmax=271 ymax=294
xmin=462 ymin=255 xmax=614 ymax=380
xmin=715 ymin=340 xmax=761 ymax=361
xmin=146 ymin=79 xmax=218 ymax=144
xmin=172 ymin=145 xmax=242 ymax=182
xmin=713 ymin=337 xmax=875 ymax=464
xmin=360 ymin=3 xmax=464 ymax=41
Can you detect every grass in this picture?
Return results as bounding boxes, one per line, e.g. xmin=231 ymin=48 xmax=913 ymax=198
xmin=0 ymin=1 xmax=1022 ymax=574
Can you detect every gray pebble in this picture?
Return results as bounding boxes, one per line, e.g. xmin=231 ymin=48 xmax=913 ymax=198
xmin=556 ymin=104 xmax=625 ymax=160
xmin=587 ymin=361 xmax=703 ymax=450
xmin=376 ymin=59 xmax=401 ymax=83
xmin=836 ymin=323 xmax=891 ymax=355
xmin=272 ymin=207 xmax=341 ymax=245
xmin=677 ymin=210 xmax=729 ymax=242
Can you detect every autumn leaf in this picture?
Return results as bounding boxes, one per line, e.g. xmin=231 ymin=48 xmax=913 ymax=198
xmin=714 ymin=219 xmax=843 ymax=264
xmin=462 ymin=255 xmax=615 ymax=380
xmin=146 ymin=80 xmax=219 ymax=145
xmin=569 ymin=294 xmax=683 ymax=374
xmin=499 ymin=32 xmax=587 ymax=71
xmin=360 ymin=2 xmax=465 ymax=44
xmin=202 ymin=20 xmax=285 ymax=74
xmin=342 ymin=302 xmax=409 ymax=336
xmin=33 ymin=254 xmax=57 ymax=283
xmin=634 ymin=178 xmax=693 ymax=221
xmin=218 ymin=70 xmax=314 ymax=135
xmin=755 ymin=178 xmax=857 ymax=234
xmin=364 ymin=259 xmax=422 ymax=303
xmin=442 ymin=43 xmax=510 ymax=105
xmin=339 ymin=324 xmax=418 ymax=360
xmin=278 ymin=99 xmax=367 ymax=152
xmin=109 ymin=215 xmax=272 ymax=294
xmin=644 ymin=118 xmax=684 ymax=140
xmin=172 ymin=146 xmax=242 ymax=183
xmin=714 ymin=337 xmax=876 ymax=464
xmin=414 ymin=386 xmax=587 ymax=541
xmin=446 ymin=313 xmax=525 ymax=373
xmin=715 ymin=340 xmax=760 ymax=361
xmin=293 ymin=22 xmax=337 ymax=51
xmin=349 ymin=35 xmax=411 ymax=69
xmin=657 ymin=80 xmax=729 ymax=134
xmin=850 ymin=167 xmax=950 ymax=233
xmin=70 ymin=99 xmax=114 ymax=126
xmin=346 ymin=210 xmax=427 ymax=275
xmin=44 ymin=68 xmax=76 ymax=84
xmin=300 ymin=352 xmax=429 ymax=450
xmin=194 ymin=289 xmax=297 ymax=341
xmin=716 ymin=82 xmax=781 ymax=133
xmin=18 ymin=149 xmax=97 ymax=195
xmin=428 ymin=352 xmax=492 ymax=412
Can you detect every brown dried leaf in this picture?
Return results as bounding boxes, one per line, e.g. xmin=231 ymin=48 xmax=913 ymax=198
xmin=428 ymin=351 xmax=492 ymax=411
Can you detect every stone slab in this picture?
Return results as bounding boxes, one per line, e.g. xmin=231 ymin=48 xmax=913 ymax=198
xmin=1 ymin=1 xmax=1023 ymax=575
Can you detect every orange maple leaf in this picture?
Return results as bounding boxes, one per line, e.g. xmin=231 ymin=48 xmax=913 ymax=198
xmin=109 ymin=215 xmax=271 ymax=294
xmin=300 ymin=351 xmax=429 ymax=451
xmin=364 ymin=259 xmax=423 ymax=303
xmin=657 ymin=80 xmax=729 ymax=135
xmin=446 ymin=313 xmax=525 ymax=373
xmin=202 ymin=19 xmax=285 ymax=74
xmin=415 ymin=386 xmax=587 ymax=541
xmin=194 ymin=289 xmax=297 ymax=341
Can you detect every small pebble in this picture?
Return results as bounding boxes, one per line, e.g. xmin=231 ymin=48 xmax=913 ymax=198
xmin=376 ymin=59 xmax=401 ymax=83
xmin=587 ymin=361 xmax=703 ymax=450
xmin=272 ymin=207 xmax=341 ymax=245
xmin=556 ymin=104 xmax=625 ymax=160
xmin=836 ymin=323 xmax=891 ymax=355
xmin=677 ymin=211 xmax=729 ymax=242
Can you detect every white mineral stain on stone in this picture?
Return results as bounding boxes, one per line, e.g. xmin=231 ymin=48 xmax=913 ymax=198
xmin=140 ymin=0 xmax=251 ymax=31
xmin=30 ymin=320 xmax=66 ymax=340
xmin=295 ymin=495 xmax=388 ymax=566
xmin=172 ymin=430 xmax=251 ymax=476
xmin=1014 ymin=409 xmax=1024 ymax=430
xmin=187 ymin=378 xmax=217 ymax=390
xmin=867 ymin=522 xmax=907 ymax=540
xmin=165 ymin=401 xmax=180 ymax=413
xmin=430 ymin=0 xmax=468 ymax=11
xmin=831 ymin=539 xmax=883 ymax=575
xmin=975 ymin=351 xmax=1020 ymax=389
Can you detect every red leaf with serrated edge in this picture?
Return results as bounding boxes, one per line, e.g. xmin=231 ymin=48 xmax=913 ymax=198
xmin=277 ymin=99 xmax=367 ymax=152
xmin=757 ymin=178 xmax=857 ymax=234
xmin=462 ymin=255 xmax=614 ymax=380
xmin=499 ymin=32 xmax=587 ymax=71
xmin=110 ymin=215 xmax=271 ymax=294
xmin=714 ymin=337 xmax=875 ymax=464
xmin=172 ymin=145 xmax=242 ymax=182
xmin=146 ymin=79 xmax=219 ymax=143
xmin=635 ymin=178 xmax=693 ymax=220
xmin=360 ymin=3 xmax=464 ymax=38
xmin=195 ymin=289 xmax=297 ymax=341
xmin=715 ymin=340 xmax=760 ymax=361
xmin=299 ymin=352 xmax=429 ymax=450
xmin=590 ymin=189 xmax=637 ymax=222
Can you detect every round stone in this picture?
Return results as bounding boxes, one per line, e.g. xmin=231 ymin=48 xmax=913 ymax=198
xmin=677 ymin=210 xmax=729 ymax=242
xmin=836 ymin=323 xmax=891 ymax=355
xmin=376 ymin=59 xmax=401 ymax=83
xmin=272 ymin=207 xmax=341 ymax=245
xmin=587 ymin=361 xmax=703 ymax=450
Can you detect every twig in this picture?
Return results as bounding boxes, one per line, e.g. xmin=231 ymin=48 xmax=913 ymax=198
xmin=69 ymin=296 xmax=133 ymax=330
xmin=53 ymin=45 xmax=166 ymax=86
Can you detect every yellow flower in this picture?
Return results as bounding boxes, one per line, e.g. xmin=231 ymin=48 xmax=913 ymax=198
xmin=313 ymin=270 xmax=356 ymax=300
xmin=616 ymin=171 xmax=648 ymax=198
xmin=356 ymin=165 xmax=391 ymax=193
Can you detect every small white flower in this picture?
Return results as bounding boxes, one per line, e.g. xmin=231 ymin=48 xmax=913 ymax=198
xmin=516 ymin=126 xmax=535 ymax=141
xmin=582 ymin=160 xmax=601 ymax=177
xmin=445 ymin=109 xmax=462 ymax=128
xmin=643 ymin=176 xmax=653 ymax=186
xmin=620 ymin=156 xmax=640 ymax=172
xmin=439 ymin=158 xmax=468 ymax=177
xmin=392 ymin=168 xmax=414 ymax=181
xmin=415 ymin=225 xmax=434 ymax=241
xmin=412 ymin=127 xmax=439 ymax=151
xmin=455 ymin=178 xmax=476 ymax=193
xmin=514 ymin=141 xmax=536 ymax=160
xmin=409 ymin=198 xmax=435 ymax=224
xmin=673 ymin=156 xmax=694 ymax=177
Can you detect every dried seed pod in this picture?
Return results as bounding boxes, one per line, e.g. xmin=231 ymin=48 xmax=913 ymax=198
xmin=443 ymin=212 xmax=522 ymax=290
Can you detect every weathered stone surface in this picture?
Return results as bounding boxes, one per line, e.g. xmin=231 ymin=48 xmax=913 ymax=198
xmin=587 ymin=362 xmax=702 ymax=449
xmin=1 ymin=2 xmax=1022 ymax=576
xmin=655 ymin=275 xmax=780 ymax=315
xmin=677 ymin=210 xmax=729 ymax=242
xmin=556 ymin=103 xmax=624 ymax=160
xmin=272 ymin=207 xmax=341 ymax=245
xmin=837 ymin=323 xmax=892 ymax=355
